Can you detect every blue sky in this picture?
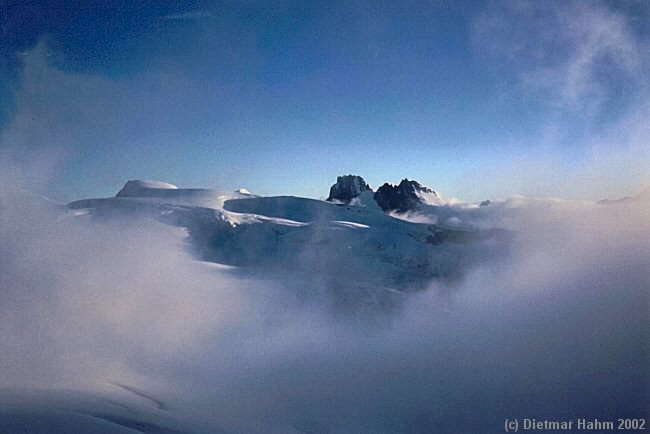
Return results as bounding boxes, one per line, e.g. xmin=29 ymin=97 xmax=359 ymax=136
xmin=1 ymin=0 xmax=649 ymax=202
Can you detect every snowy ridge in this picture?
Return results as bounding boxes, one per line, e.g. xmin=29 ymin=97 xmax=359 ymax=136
xmin=67 ymin=180 xmax=508 ymax=292
xmin=415 ymin=188 xmax=447 ymax=206
xmin=117 ymin=180 xmax=179 ymax=195
xmin=108 ymin=179 xmax=255 ymax=209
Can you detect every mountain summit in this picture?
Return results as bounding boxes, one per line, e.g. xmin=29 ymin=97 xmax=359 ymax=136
xmin=374 ymin=179 xmax=444 ymax=212
xmin=116 ymin=180 xmax=178 ymax=197
xmin=326 ymin=175 xmax=373 ymax=203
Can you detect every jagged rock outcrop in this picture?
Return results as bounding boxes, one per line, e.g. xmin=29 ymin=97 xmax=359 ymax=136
xmin=327 ymin=175 xmax=373 ymax=203
xmin=374 ymin=179 xmax=442 ymax=212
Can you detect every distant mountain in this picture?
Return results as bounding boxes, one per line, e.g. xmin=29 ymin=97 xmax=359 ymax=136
xmin=68 ymin=180 xmax=505 ymax=294
xmin=597 ymin=187 xmax=650 ymax=205
xmin=480 ymin=200 xmax=492 ymax=207
xmin=374 ymin=179 xmax=445 ymax=213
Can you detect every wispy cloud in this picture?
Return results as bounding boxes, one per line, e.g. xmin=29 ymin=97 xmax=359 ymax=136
xmin=473 ymin=1 xmax=647 ymax=113
xmin=468 ymin=1 xmax=650 ymax=199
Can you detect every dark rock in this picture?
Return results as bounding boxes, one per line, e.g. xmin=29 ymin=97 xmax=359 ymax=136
xmin=374 ymin=179 xmax=439 ymax=213
xmin=326 ymin=175 xmax=372 ymax=203
xmin=480 ymin=200 xmax=492 ymax=207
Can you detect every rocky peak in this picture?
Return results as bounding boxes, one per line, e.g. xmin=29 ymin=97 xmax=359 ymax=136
xmin=327 ymin=175 xmax=373 ymax=203
xmin=374 ymin=178 xmax=441 ymax=212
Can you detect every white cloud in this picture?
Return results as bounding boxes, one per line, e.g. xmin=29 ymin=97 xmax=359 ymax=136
xmin=474 ymin=1 xmax=647 ymax=113
xmin=0 ymin=180 xmax=648 ymax=431
xmin=468 ymin=1 xmax=650 ymax=200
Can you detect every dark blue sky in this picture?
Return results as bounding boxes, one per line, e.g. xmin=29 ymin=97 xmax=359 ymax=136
xmin=1 ymin=0 xmax=649 ymax=201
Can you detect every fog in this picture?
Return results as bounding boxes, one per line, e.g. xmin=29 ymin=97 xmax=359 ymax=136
xmin=0 ymin=167 xmax=647 ymax=432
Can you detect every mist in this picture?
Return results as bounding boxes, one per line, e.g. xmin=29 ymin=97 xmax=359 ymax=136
xmin=0 ymin=167 xmax=647 ymax=432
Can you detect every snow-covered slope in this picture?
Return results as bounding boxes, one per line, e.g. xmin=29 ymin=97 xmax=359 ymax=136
xmin=68 ymin=180 xmax=507 ymax=292
xmin=0 ymin=387 xmax=184 ymax=433
xmin=415 ymin=187 xmax=446 ymax=206
xmin=109 ymin=179 xmax=254 ymax=208
xmin=117 ymin=180 xmax=179 ymax=195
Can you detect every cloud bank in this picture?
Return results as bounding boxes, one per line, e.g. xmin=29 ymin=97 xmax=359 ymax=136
xmin=0 ymin=166 xmax=648 ymax=432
